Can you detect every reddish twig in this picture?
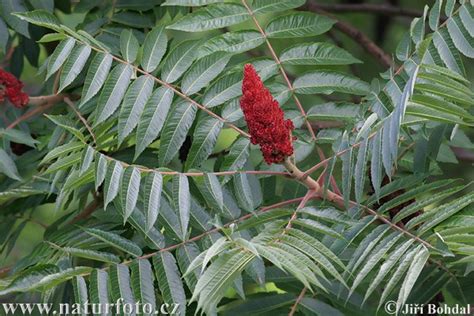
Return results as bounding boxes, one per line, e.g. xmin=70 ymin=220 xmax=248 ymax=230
xmin=64 ymin=97 xmax=97 ymax=144
xmin=289 ymin=287 xmax=307 ymax=316
xmin=130 ymin=197 xmax=305 ymax=262
xmin=6 ymin=95 xmax=67 ymax=130
xmin=68 ymin=197 xmax=101 ymax=224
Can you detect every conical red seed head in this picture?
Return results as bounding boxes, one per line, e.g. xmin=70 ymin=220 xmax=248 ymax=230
xmin=240 ymin=64 xmax=294 ymax=164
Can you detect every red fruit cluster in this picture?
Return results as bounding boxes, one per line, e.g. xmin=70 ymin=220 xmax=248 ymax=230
xmin=240 ymin=64 xmax=294 ymax=164
xmin=0 ymin=69 xmax=29 ymax=108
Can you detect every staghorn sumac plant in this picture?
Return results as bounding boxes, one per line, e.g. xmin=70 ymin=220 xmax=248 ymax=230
xmin=0 ymin=0 xmax=473 ymax=315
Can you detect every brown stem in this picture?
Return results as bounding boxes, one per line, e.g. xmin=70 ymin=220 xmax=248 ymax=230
xmin=289 ymin=287 xmax=307 ymax=316
xmin=131 ymin=197 xmax=306 ymax=260
xmin=326 ymin=191 xmax=435 ymax=250
xmin=68 ymin=198 xmax=101 ymax=224
xmin=302 ymin=2 xmax=394 ymax=69
xmin=282 ymin=158 xmax=436 ymax=251
xmin=100 ymin=151 xmax=291 ymax=177
xmin=302 ymin=131 xmax=378 ymax=178
xmin=64 ymin=97 xmax=97 ymax=144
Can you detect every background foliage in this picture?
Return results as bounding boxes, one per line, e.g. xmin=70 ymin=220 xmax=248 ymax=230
xmin=0 ymin=0 xmax=473 ymax=315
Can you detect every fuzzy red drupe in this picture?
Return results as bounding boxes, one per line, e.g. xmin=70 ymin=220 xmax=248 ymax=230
xmin=0 ymin=69 xmax=29 ymax=108
xmin=240 ymin=64 xmax=294 ymax=164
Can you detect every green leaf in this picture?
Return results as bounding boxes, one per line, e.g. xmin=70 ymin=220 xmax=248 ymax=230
xmin=80 ymin=145 xmax=95 ymax=176
xmin=393 ymin=184 xmax=467 ymax=224
xmin=0 ymin=18 xmax=9 ymax=53
xmin=118 ymin=75 xmax=154 ymax=144
xmin=294 ymin=71 xmax=370 ymax=95
xmin=236 ymin=209 xmax=291 ymax=231
xmin=280 ymin=235 xmax=345 ymax=285
xmin=120 ymin=166 xmax=141 ymax=222
xmin=280 ymin=42 xmax=360 ymax=65
xmin=340 ymin=131 xmax=352 ymax=209
xmin=0 ymin=148 xmax=21 ymax=181
xmin=191 ymin=251 xmax=254 ymax=315
xmin=153 ymin=252 xmax=187 ymax=316
xmin=447 ymin=15 xmax=474 ymax=58
xmin=160 ymin=198 xmax=184 ymax=240
xmin=415 ymin=82 xmax=474 ymax=107
xmin=415 ymin=192 xmax=474 ymax=234
xmin=13 ymin=9 xmax=60 ymax=33
xmin=109 ymin=264 xmax=136 ymax=307
xmin=390 ymin=64 xmax=419 ymax=161
xmin=0 ymin=128 xmax=39 ymax=148
xmin=182 ymin=52 xmax=232 ymax=95
xmin=186 ymin=116 xmax=223 ymax=168
xmin=159 ymin=100 xmax=197 ymax=165
xmin=131 ymin=259 xmax=156 ymax=309
xmin=202 ymin=72 xmax=242 ymax=108
xmin=429 ymin=0 xmax=442 ymax=31
xmin=104 ymin=160 xmax=124 ymax=209
xmin=167 ymin=3 xmax=249 ymax=32
xmin=233 ymin=173 xmax=255 ymax=212
xmin=80 ymin=53 xmax=113 ymax=107
xmin=378 ymin=246 xmax=418 ymax=310
xmin=73 ymin=276 xmax=88 ymax=307
xmin=161 ymin=39 xmax=201 ymax=83
xmin=363 ymin=239 xmax=414 ymax=304
xmin=141 ymin=26 xmax=167 ymax=73
xmin=252 ymin=0 xmax=306 ymax=14
xmin=396 ymin=246 xmax=429 ymax=314
xmin=350 ymin=232 xmax=403 ymax=296
xmin=128 ymin=207 xmax=165 ymax=249
xmin=2 ymin=0 xmax=30 ymax=37
xmin=293 ymin=219 xmax=343 ymax=239
xmin=410 ymin=94 xmax=472 ymax=120
xmin=46 ymin=114 xmax=86 ymax=143
xmin=459 ymin=5 xmax=474 ymax=37
xmin=433 ymin=28 xmax=465 ymax=75
xmin=396 ymin=33 xmax=412 ymax=61
xmin=220 ymin=137 xmax=250 ymax=182
xmin=135 ymin=87 xmax=174 ymax=159
xmin=120 ymin=29 xmax=139 ymax=63
xmin=382 ymin=119 xmax=393 ymax=177
xmin=0 ymin=266 xmax=92 ymax=295
xmin=41 ymin=141 xmax=84 ymax=165
xmin=445 ymin=0 xmax=455 ymax=17
xmin=82 ymin=227 xmax=142 ymax=257
xmin=198 ymin=31 xmax=264 ymax=58
xmin=59 ymin=44 xmax=91 ymax=92
xmin=139 ymin=172 xmax=162 ymax=232
xmin=0 ymin=149 xmax=21 ymax=180
xmin=95 ymin=63 xmax=133 ymax=126
xmin=95 ymin=153 xmax=108 ymax=190
xmin=194 ymin=173 xmax=224 ymax=211
xmin=370 ymin=132 xmax=383 ymax=200
xmin=265 ymin=12 xmax=334 ymax=38
xmin=306 ymin=103 xmax=360 ymax=122
xmin=410 ymin=6 xmax=427 ymax=45
xmin=46 ymin=38 xmax=76 ymax=80
xmin=172 ymin=174 xmax=190 ymax=240
xmin=57 ymin=246 xmax=120 ymax=263
xmin=44 ymin=153 xmax=81 ymax=175
xmin=89 ymin=270 xmax=110 ymax=308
